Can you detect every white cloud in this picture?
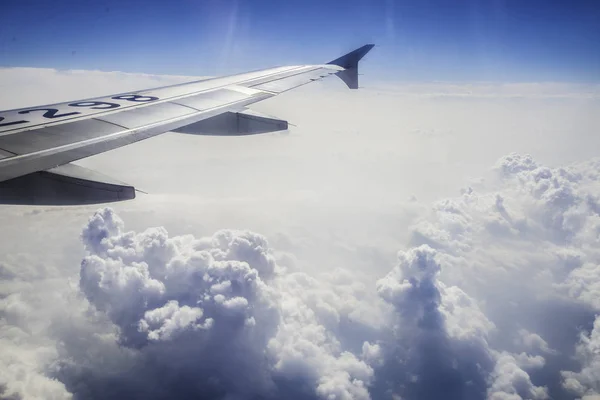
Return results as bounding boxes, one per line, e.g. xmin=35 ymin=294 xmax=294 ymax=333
xmin=369 ymin=82 xmax=600 ymax=100
xmin=138 ymin=300 xmax=208 ymax=341
xmin=515 ymin=329 xmax=557 ymax=355
xmin=1 ymin=68 xmax=600 ymax=400
xmin=64 ymin=205 xmax=565 ymax=400
xmin=562 ymin=317 xmax=600 ymax=398
xmin=488 ymin=352 xmax=548 ymax=400
xmin=404 ymin=152 xmax=600 ymax=399
xmin=63 ymin=208 xmax=382 ymax=399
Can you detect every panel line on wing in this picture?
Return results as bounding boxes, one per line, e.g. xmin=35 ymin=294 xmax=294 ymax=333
xmin=244 ymin=67 xmax=324 ymax=89
xmin=0 ymin=119 xmax=124 ymax=154
xmin=90 ymin=118 xmax=128 ymax=130
xmin=0 ymin=92 xmax=275 ymax=183
xmin=0 ymin=66 xmax=302 ymax=115
xmin=165 ymin=102 xmax=203 ymax=112
xmin=0 ymin=148 xmax=17 ymax=159
xmin=0 ymin=92 xmax=274 ymax=167
xmin=0 ymin=66 xmax=313 ymax=136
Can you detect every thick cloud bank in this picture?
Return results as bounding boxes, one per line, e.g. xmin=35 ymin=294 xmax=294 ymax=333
xmin=64 ymin=210 xmax=528 ymax=400
xmin=69 ymin=207 xmax=378 ymax=399
xmin=1 ymin=152 xmax=600 ymax=400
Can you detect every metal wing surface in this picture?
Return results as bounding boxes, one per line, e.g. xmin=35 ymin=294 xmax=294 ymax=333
xmin=0 ymin=44 xmax=374 ymax=204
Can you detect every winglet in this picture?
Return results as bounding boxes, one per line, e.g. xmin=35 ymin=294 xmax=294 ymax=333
xmin=327 ymin=44 xmax=375 ymax=89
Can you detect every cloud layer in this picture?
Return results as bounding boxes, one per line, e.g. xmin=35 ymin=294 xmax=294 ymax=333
xmin=1 ymin=68 xmax=600 ymax=400
xmin=0 ymin=150 xmax=598 ymax=400
xmin=3 ymin=151 xmax=598 ymax=400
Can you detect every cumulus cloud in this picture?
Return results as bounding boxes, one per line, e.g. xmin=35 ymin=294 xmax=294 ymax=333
xmin=515 ymin=329 xmax=557 ymax=355
xmin=65 ymin=204 xmax=569 ymax=399
xmin=562 ymin=317 xmax=600 ymax=398
xmin=2 ymin=67 xmax=600 ymax=400
xmin=1 ymin=150 xmax=599 ymax=400
xmin=373 ymin=244 xmax=551 ymax=400
xmin=54 ymin=208 xmax=381 ymax=400
xmin=488 ymin=352 xmax=548 ymax=400
xmin=374 ymin=245 xmax=493 ymax=399
xmin=407 ymin=153 xmax=600 ymax=399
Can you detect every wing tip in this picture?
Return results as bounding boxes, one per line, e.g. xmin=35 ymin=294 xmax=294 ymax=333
xmin=327 ymin=44 xmax=375 ymax=69
xmin=327 ymin=44 xmax=375 ymax=89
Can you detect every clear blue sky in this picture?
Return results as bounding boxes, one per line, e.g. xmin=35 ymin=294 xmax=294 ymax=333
xmin=1 ymin=0 xmax=598 ymax=82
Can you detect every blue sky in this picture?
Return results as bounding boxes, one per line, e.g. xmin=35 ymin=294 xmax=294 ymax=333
xmin=1 ymin=0 xmax=598 ymax=82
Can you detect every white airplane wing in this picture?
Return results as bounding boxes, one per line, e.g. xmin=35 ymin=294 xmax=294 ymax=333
xmin=0 ymin=44 xmax=374 ymax=205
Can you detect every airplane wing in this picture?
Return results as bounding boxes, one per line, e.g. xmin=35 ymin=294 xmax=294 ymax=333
xmin=0 ymin=44 xmax=374 ymax=205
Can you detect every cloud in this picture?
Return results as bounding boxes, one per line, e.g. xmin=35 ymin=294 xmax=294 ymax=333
xmin=369 ymin=82 xmax=600 ymax=100
xmin=55 ymin=202 xmax=558 ymax=400
xmin=487 ymin=352 xmax=548 ymax=400
xmin=52 ymin=208 xmax=381 ymax=400
xmin=407 ymin=153 xmax=600 ymax=399
xmin=515 ymin=329 xmax=557 ymax=355
xmin=373 ymin=244 xmax=550 ymax=400
xmin=2 ymin=149 xmax=599 ymax=400
xmin=374 ymin=245 xmax=494 ymax=399
xmin=2 ymin=67 xmax=600 ymax=400
xmin=562 ymin=317 xmax=600 ymax=398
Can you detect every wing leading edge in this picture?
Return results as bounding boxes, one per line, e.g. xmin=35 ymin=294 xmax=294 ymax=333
xmin=0 ymin=44 xmax=375 ymax=205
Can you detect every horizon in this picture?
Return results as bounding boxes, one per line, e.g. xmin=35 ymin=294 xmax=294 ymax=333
xmin=1 ymin=0 xmax=599 ymax=83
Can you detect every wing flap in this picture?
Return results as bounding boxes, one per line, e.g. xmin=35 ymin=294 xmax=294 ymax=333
xmin=170 ymin=88 xmax=254 ymax=111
